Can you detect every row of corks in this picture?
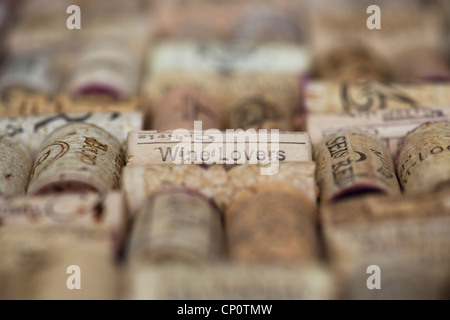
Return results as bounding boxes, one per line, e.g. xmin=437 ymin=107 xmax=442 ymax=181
xmin=3 ymin=0 xmax=450 ymax=82
xmin=0 ymin=0 xmax=449 ymax=300
xmin=0 ymin=106 xmax=449 ymax=299
xmin=0 ymin=45 xmax=449 ymax=300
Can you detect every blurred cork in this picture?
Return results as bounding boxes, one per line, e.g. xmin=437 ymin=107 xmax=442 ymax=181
xmin=0 ymin=52 xmax=60 ymax=94
xmin=321 ymin=190 xmax=450 ymax=300
xmin=128 ymin=189 xmax=223 ymax=264
xmin=0 ymin=191 xmax=127 ymax=299
xmin=309 ymin=2 xmax=449 ymax=81
xmin=225 ymin=183 xmax=319 ymax=264
xmin=149 ymin=0 xmax=304 ymax=42
xmin=314 ymin=130 xmax=400 ymax=205
xmin=27 ymin=123 xmax=124 ymax=195
xmin=396 ymin=121 xmax=450 ymax=194
xmin=67 ymin=41 xmax=139 ymax=98
xmin=306 ymin=106 xmax=450 ymax=155
xmin=127 ymin=264 xmax=337 ymax=300
xmin=0 ymin=88 xmax=140 ymax=118
xmin=150 ymin=86 xmax=222 ymax=131
xmin=0 ymin=137 xmax=32 ymax=197
xmin=305 ymin=81 xmax=450 ymax=115
xmin=145 ymin=42 xmax=307 ymax=129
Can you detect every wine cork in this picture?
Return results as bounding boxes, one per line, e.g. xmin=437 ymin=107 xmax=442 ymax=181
xmin=309 ymin=3 xmax=446 ymax=81
xmin=122 ymin=164 xmax=227 ymax=216
xmin=0 ymin=52 xmax=59 ymax=94
xmin=150 ymin=0 xmax=303 ymax=41
xmin=27 ymin=123 xmax=124 ymax=195
xmin=146 ymin=42 xmax=307 ymax=129
xmin=225 ymin=183 xmax=319 ymax=264
xmin=305 ymin=81 xmax=450 ymax=115
xmin=150 ymin=86 xmax=222 ymax=131
xmin=0 ymin=88 xmax=140 ymax=118
xmin=126 ymin=130 xmax=311 ymax=167
xmin=232 ymin=7 xmax=303 ymax=44
xmin=1 ymin=111 xmax=142 ymax=159
xmin=146 ymin=72 xmax=302 ymax=130
xmin=396 ymin=121 xmax=450 ymax=194
xmin=313 ymin=45 xmax=392 ymax=81
xmin=321 ymin=189 xmax=450 ymax=227
xmin=315 ymin=130 xmax=400 ymax=205
xmin=0 ymin=193 xmax=101 ymax=224
xmin=229 ymin=94 xmax=294 ymax=130
xmin=0 ymin=191 xmax=126 ymax=300
xmin=306 ymin=106 xmax=450 ymax=155
xmin=127 ymin=264 xmax=337 ymax=300
xmin=0 ymin=137 xmax=32 ymax=197
xmin=321 ymin=190 xmax=450 ymax=266
xmin=128 ymin=189 xmax=223 ymax=264
xmin=122 ymin=161 xmax=317 ymax=217
xmin=150 ymin=42 xmax=309 ymax=76
xmin=221 ymin=161 xmax=318 ymax=211
xmin=343 ymin=257 xmax=450 ymax=300
xmin=67 ymin=41 xmax=139 ymax=98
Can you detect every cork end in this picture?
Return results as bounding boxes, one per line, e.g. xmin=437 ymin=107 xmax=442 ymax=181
xmin=29 ymin=180 xmax=101 ymax=196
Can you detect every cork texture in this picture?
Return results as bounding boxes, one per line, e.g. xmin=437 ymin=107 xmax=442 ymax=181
xmin=27 ymin=123 xmax=124 ymax=195
xmin=0 ymin=88 xmax=140 ymax=118
xmin=127 ymin=264 xmax=337 ymax=300
xmin=122 ymin=164 xmax=227 ymax=215
xmin=306 ymin=106 xmax=450 ymax=155
xmin=305 ymin=81 xmax=450 ymax=114
xmin=225 ymin=183 xmax=319 ymax=264
xmin=396 ymin=121 xmax=450 ymax=194
xmin=128 ymin=190 xmax=223 ymax=264
xmin=314 ymin=130 xmax=400 ymax=204
xmin=1 ymin=111 xmax=142 ymax=159
xmin=0 ymin=137 xmax=32 ymax=197
xmin=150 ymin=86 xmax=222 ymax=131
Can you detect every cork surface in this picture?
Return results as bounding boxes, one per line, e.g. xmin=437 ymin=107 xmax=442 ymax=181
xmin=0 ymin=225 xmax=120 ymax=299
xmin=145 ymin=73 xmax=301 ymax=129
xmin=127 ymin=264 xmax=337 ymax=300
xmin=221 ymin=161 xmax=317 ymax=210
xmin=122 ymin=164 xmax=227 ymax=215
xmin=321 ymin=191 xmax=450 ymax=278
xmin=0 ymin=88 xmax=140 ymax=118
xmin=150 ymin=86 xmax=222 ymax=131
xmin=0 ymin=137 xmax=32 ymax=197
xmin=305 ymin=81 xmax=450 ymax=114
xmin=396 ymin=121 xmax=450 ymax=194
xmin=225 ymin=183 xmax=319 ymax=264
xmin=1 ymin=111 xmax=142 ymax=159
xmin=128 ymin=190 xmax=223 ymax=264
xmin=27 ymin=123 xmax=124 ymax=195
xmin=122 ymin=161 xmax=317 ymax=215
xmin=307 ymin=106 xmax=450 ymax=155
xmin=314 ymin=130 xmax=400 ymax=204
xmin=126 ymin=130 xmax=312 ymax=167
xmin=67 ymin=41 xmax=138 ymax=97
xmin=0 ymin=191 xmax=126 ymax=299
